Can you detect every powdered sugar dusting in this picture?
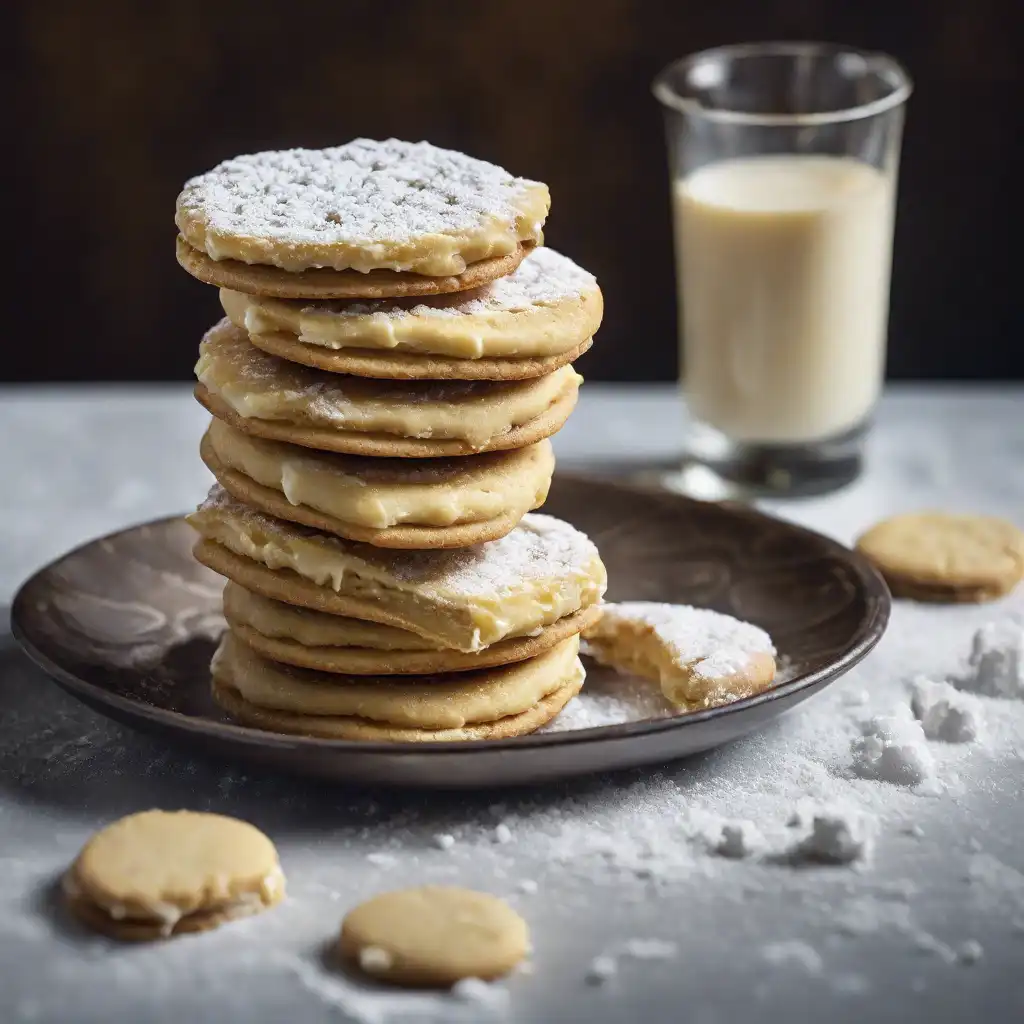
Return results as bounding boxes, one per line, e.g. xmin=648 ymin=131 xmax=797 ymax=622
xmin=177 ymin=140 xmax=544 ymax=249
xmin=304 ymin=247 xmax=597 ymax=318
xmin=194 ymin=487 xmax=604 ymax=599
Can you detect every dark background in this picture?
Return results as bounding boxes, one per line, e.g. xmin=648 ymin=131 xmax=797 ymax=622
xmin=9 ymin=0 xmax=1023 ymax=383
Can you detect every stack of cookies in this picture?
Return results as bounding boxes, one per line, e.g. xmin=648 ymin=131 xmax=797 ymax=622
xmin=175 ymin=139 xmax=607 ymax=742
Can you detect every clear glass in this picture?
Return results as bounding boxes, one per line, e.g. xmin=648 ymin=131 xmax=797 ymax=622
xmin=653 ymin=42 xmax=912 ymax=497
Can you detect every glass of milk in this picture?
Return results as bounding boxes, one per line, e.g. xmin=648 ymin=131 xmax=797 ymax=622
xmin=653 ymin=43 xmax=911 ymax=496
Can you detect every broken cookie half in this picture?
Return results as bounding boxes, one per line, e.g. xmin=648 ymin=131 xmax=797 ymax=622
xmin=582 ymin=601 xmax=777 ymax=710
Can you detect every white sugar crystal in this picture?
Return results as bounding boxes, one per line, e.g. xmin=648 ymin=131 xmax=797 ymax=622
xmin=713 ymin=820 xmax=765 ymax=860
xmin=620 ymin=938 xmax=677 ymax=960
xmin=850 ymin=714 xmax=936 ymax=786
xmin=517 ymin=879 xmax=539 ymax=894
xmin=357 ymin=946 xmax=394 ymax=973
xmin=365 ymin=852 xmax=397 ymax=867
xmin=585 ymin=955 xmax=618 ymax=984
xmin=494 ymin=823 xmax=513 ymax=845
xmin=432 ymin=833 xmax=456 ymax=851
xmin=761 ymin=940 xmax=823 ymax=974
xmin=910 ymin=678 xmax=982 ymax=743
xmin=957 ymin=939 xmax=984 ymax=964
xmin=787 ymin=805 xmax=877 ymax=864
xmin=451 ymin=977 xmax=509 ymax=1010
xmin=954 ymin=622 xmax=1024 ymax=699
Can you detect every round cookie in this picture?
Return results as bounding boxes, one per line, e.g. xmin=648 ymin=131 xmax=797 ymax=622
xmin=224 ymin=583 xmax=603 ymax=675
xmin=177 ymin=236 xmax=534 ymax=300
xmin=199 ymin=421 xmax=554 ymax=549
xmin=175 ymin=140 xmax=549 ymax=275
xmin=339 ymin=886 xmax=529 ymax=986
xmin=212 ymin=630 xmax=581 ymax=727
xmin=195 ymin=319 xmax=581 ymax=456
xmin=856 ymin=512 xmax=1024 ymax=602
xmin=187 ymin=490 xmax=608 ymax=653
xmin=245 ymin=330 xmax=593 ymax=381
xmin=583 ymin=602 xmax=777 ymax=711
xmin=219 ymin=245 xmax=603 ymax=362
xmin=212 ymin=667 xmax=583 ymax=742
xmin=64 ymin=810 xmax=284 ymax=941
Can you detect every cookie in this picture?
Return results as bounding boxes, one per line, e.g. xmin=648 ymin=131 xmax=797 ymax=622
xmin=175 ymin=140 xmax=548 ymax=275
xmin=219 ymin=246 xmax=603 ymax=361
xmin=855 ymin=512 xmax=1024 ymax=602
xmin=244 ymin=329 xmax=593 ymax=382
xmin=583 ymin=602 xmax=777 ymax=710
xmin=199 ymin=421 xmax=553 ymax=549
xmin=176 ymin=236 xmax=535 ymax=301
xmin=214 ymin=671 xmax=581 ymax=743
xmin=212 ymin=631 xmax=581 ymax=729
xmin=188 ymin=488 xmax=607 ymax=653
xmin=223 ymin=582 xmax=602 ymax=675
xmin=195 ymin=319 xmax=581 ymax=455
xmin=339 ymin=886 xmax=529 ymax=986
xmin=63 ymin=810 xmax=284 ymax=941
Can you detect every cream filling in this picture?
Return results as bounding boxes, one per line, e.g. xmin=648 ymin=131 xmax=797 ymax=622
xmin=178 ymin=195 xmax=549 ymax=275
xmin=206 ymin=419 xmax=554 ymax=529
xmin=220 ymin=287 xmax=600 ymax=359
xmin=216 ymin=632 xmax=580 ymax=728
xmin=188 ymin=502 xmax=607 ymax=652
xmin=195 ymin=325 xmax=580 ymax=447
xmin=224 ymin=584 xmax=445 ymax=651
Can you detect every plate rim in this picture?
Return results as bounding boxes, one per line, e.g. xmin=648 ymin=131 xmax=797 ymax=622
xmin=10 ymin=473 xmax=891 ymax=757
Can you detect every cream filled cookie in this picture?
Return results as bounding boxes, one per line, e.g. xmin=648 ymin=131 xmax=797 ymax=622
xmin=212 ymin=631 xmax=581 ymax=728
xmin=200 ymin=419 xmax=554 ymax=548
xmin=63 ymin=810 xmax=284 ymax=941
xmin=222 ymin=582 xmax=601 ymax=674
xmin=219 ymin=246 xmax=602 ymax=361
xmin=188 ymin=487 xmax=607 ymax=653
xmin=176 ymin=139 xmax=548 ymax=276
xmin=583 ymin=602 xmax=776 ymax=710
xmin=195 ymin=320 xmax=580 ymax=455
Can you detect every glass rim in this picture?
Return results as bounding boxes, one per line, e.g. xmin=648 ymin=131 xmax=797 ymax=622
xmin=652 ymin=41 xmax=913 ymax=126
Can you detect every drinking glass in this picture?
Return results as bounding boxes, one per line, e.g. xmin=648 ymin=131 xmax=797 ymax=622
xmin=653 ymin=42 xmax=912 ymax=496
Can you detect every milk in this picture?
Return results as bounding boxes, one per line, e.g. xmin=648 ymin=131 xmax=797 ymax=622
xmin=674 ymin=155 xmax=896 ymax=444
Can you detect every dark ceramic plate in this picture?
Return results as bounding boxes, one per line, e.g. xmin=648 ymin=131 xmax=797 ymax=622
xmin=11 ymin=475 xmax=889 ymax=787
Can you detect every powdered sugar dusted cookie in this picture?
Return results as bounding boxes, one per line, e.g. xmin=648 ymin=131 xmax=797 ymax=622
xmin=188 ymin=488 xmax=607 ymax=653
xmin=583 ymin=602 xmax=776 ymax=710
xmin=219 ymin=246 xmax=602 ymax=362
xmin=176 ymin=139 xmax=549 ymax=276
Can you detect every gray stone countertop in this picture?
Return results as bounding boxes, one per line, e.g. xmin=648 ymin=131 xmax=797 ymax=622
xmin=1 ymin=383 xmax=1023 ymax=1023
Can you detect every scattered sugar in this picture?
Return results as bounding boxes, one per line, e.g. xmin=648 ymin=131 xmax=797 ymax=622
xmin=517 ymin=879 xmax=539 ymax=895
xmin=761 ymin=941 xmax=823 ymax=975
xmin=433 ymin=834 xmax=456 ymax=851
xmin=911 ymin=679 xmax=981 ymax=743
xmin=493 ymin=824 xmax=513 ymax=845
xmin=712 ymin=820 xmax=766 ymax=860
xmin=177 ymin=139 xmax=543 ymax=252
xmin=620 ymin=939 xmax=678 ymax=960
xmin=849 ymin=714 xmax=936 ymax=787
xmin=785 ymin=806 xmax=876 ymax=865
xmin=585 ymin=955 xmax=618 ymax=985
xmin=954 ymin=622 xmax=1024 ymax=699
xmin=451 ymin=977 xmax=510 ymax=1012
xmin=365 ymin=852 xmax=397 ymax=868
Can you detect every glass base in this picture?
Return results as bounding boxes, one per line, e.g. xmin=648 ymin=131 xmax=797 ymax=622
xmin=654 ymin=419 xmax=868 ymax=500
